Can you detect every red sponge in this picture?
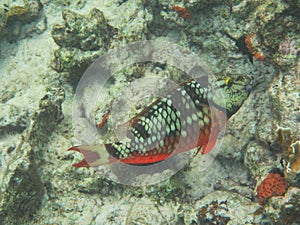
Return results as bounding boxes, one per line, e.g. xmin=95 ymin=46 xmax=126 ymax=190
xmin=257 ymin=173 xmax=288 ymax=205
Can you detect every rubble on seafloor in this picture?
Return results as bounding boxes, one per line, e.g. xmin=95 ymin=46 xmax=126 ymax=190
xmin=0 ymin=0 xmax=44 ymax=41
xmin=0 ymin=0 xmax=299 ymax=224
xmin=0 ymin=87 xmax=64 ymax=224
xmin=51 ymin=8 xmax=116 ymax=76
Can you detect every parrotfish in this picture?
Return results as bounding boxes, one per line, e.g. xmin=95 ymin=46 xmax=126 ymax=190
xmin=69 ymin=75 xmax=250 ymax=168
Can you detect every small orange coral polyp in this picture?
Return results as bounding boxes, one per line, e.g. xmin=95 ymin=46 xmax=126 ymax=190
xmin=257 ymin=173 xmax=288 ymax=205
xmin=172 ymin=6 xmax=191 ymax=19
xmin=245 ymin=33 xmax=265 ymax=61
xmin=252 ymin=52 xmax=265 ymax=61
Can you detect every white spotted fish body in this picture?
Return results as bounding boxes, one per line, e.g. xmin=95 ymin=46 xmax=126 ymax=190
xmin=69 ymin=76 xmax=249 ymax=168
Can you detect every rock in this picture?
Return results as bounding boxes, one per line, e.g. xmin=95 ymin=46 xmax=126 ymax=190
xmin=269 ymin=72 xmax=299 ymax=138
xmin=0 ymin=104 xmax=29 ymax=136
xmin=269 ymin=71 xmax=300 ymax=188
xmin=182 ymin=190 xmax=260 ymax=225
xmin=0 ymin=0 xmax=43 ymax=40
xmin=27 ymin=87 xmax=65 ymax=149
xmin=51 ymin=8 xmax=116 ymax=76
xmin=51 ymin=46 xmax=100 ymax=74
xmin=7 ymin=0 xmax=41 ymax=23
xmin=91 ymin=197 xmax=177 ymax=225
xmin=0 ymin=137 xmax=43 ymax=224
xmin=244 ymin=141 xmax=276 ymax=179
xmin=220 ymin=87 xmax=277 ymax=161
xmin=177 ymin=156 xmax=252 ymax=201
xmin=124 ymin=198 xmax=175 ymax=225
xmin=52 ymin=8 xmax=114 ymax=51
xmin=263 ymin=187 xmax=300 ymax=224
xmin=0 ymin=87 xmax=64 ymax=224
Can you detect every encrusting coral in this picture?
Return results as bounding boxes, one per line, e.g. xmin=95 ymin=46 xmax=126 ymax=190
xmin=257 ymin=170 xmax=288 ymax=205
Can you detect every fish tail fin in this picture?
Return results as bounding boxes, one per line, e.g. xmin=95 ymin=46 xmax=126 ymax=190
xmin=68 ymin=144 xmax=115 ymax=168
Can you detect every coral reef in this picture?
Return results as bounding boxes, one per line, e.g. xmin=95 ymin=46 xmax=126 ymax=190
xmin=51 ymin=8 xmax=116 ymax=76
xmin=0 ymin=0 xmax=299 ymax=224
xmin=222 ymin=86 xmax=277 ymax=162
xmin=275 ymin=37 xmax=300 ymax=67
xmin=52 ymin=8 xmax=114 ymax=51
xmin=188 ymin=191 xmax=260 ymax=224
xmin=197 ymin=200 xmax=230 ymax=224
xmin=0 ymin=87 xmax=64 ymax=224
xmin=0 ymin=104 xmax=29 ymax=136
xmin=124 ymin=198 xmax=176 ymax=224
xmin=252 ymin=0 xmax=300 ymax=69
xmin=278 ymin=38 xmax=300 ymax=57
xmin=0 ymin=137 xmax=43 ymax=224
xmin=172 ymin=5 xmax=191 ymax=20
xmin=257 ymin=171 xmax=288 ymax=205
xmin=276 ymin=127 xmax=300 ymax=187
xmin=244 ymin=141 xmax=276 ymax=180
xmin=105 ymin=0 xmax=152 ymax=42
xmin=0 ymin=0 xmax=43 ymax=40
xmin=7 ymin=0 xmax=41 ymax=23
xmin=244 ymin=33 xmax=266 ymax=62
xmin=0 ymin=7 xmax=7 ymax=32
xmin=269 ymin=70 xmax=299 ymax=187
xmin=259 ymin=187 xmax=300 ymax=224
xmin=27 ymin=87 xmax=65 ymax=148
xmin=276 ymin=187 xmax=300 ymax=224
xmin=287 ymin=141 xmax=300 ymax=176
xmin=269 ymin=72 xmax=299 ymax=132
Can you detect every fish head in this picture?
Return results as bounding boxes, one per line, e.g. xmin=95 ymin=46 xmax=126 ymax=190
xmin=209 ymin=75 xmax=252 ymax=117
